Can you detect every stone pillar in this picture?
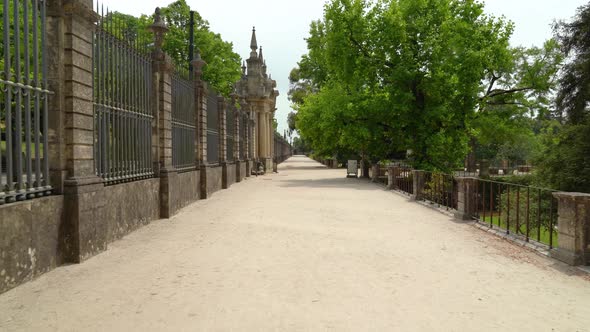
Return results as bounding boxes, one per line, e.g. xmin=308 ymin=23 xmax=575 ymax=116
xmin=411 ymin=170 xmax=426 ymax=201
xmin=150 ymin=11 xmax=177 ymax=218
xmin=192 ymin=51 xmax=206 ymax=168
xmin=387 ymin=166 xmax=399 ymax=190
xmin=454 ymin=177 xmax=478 ymax=221
xmin=47 ymin=0 xmax=106 ymax=263
xmin=550 ymin=192 xmax=590 ymax=266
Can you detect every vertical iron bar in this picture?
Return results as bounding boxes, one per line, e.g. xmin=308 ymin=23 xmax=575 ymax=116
xmin=33 ymin=0 xmax=41 ymax=190
xmin=490 ymin=181 xmax=493 ymax=228
xmin=498 ymin=183 xmax=502 ymax=227
xmin=2 ymin=0 xmax=12 ymax=197
xmin=41 ymin=0 xmax=49 ymax=189
xmin=537 ymin=188 xmax=542 ymax=242
xmin=516 ymin=186 xmax=520 ymax=235
xmin=24 ymin=0 xmax=33 ymax=194
xmin=549 ymin=195 xmax=554 ymax=249
xmin=525 ymin=187 xmax=530 ymax=242
xmin=482 ymin=181 xmax=486 ymax=223
xmin=15 ymin=0 xmax=24 ymax=197
xmin=506 ymin=186 xmax=511 ymax=234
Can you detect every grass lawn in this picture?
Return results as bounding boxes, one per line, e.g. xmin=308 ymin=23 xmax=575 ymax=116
xmin=0 ymin=141 xmax=44 ymax=157
xmin=479 ymin=214 xmax=558 ymax=247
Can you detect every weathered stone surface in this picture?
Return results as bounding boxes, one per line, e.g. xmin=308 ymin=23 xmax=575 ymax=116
xmin=550 ymin=192 xmax=590 ymax=266
xmin=169 ymin=170 xmax=200 ymax=214
xmin=204 ymin=165 xmax=223 ymax=197
xmin=103 ymin=179 xmax=160 ymax=243
xmin=0 ymin=196 xmax=64 ymax=294
xmin=223 ymin=163 xmax=237 ymax=189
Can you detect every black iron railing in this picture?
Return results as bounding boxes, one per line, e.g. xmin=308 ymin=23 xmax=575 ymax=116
xmin=206 ymin=90 xmax=219 ymax=164
xmin=171 ymin=69 xmax=195 ymax=171
xmin=421 ymin=171 xmax=457 ymax=210
xmin=472 ymin=179 xmax=558 ymax=248
xmin=394 ymin=165 xmax=413 ymax=196
xmin=93 ymin=5 xmax=153 ymax=184
xmin=1 ymin=0 xmax=52 ymax=203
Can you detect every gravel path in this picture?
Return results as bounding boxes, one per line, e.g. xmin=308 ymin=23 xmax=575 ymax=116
xmin=1 ymin=155 xmax=589 ymax=331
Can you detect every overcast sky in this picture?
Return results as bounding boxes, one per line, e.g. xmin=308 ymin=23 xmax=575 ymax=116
xmin=99 ymin=0 xmax=588 ymax=134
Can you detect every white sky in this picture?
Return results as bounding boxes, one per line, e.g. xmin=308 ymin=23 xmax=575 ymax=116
xmin=99 ymin=0 xmax=588 ymax=134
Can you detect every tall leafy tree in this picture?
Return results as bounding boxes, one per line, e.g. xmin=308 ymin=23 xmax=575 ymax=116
xmin=536 ymin=3 xmax=590 ymax=192
xmin=111 ymin=0 xmax=241 ymax=96
xmin=293 ymin=0 xmax=514 ymax=171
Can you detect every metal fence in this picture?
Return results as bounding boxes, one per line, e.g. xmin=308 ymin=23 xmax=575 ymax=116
xmin=93 ymin=6 xmax=153 ymax=184
xmin=206 ymin=90 xmax=219 ymax=164
xmin=393 ymin=165 xmax=413 ymax=195
xmin=1 ymin=0 xmax=52 ymax=204
xmin=471 ymin=179 xmax=558 ymax=248
xmin=171 ymin=70 xmax=195 ymax=171
xmin=226 ymin=102 xmax=234 ymax=162
xmin=421 ymin=171 xmax=457 ymax=210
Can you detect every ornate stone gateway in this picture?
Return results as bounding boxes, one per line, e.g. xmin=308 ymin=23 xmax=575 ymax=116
xmin=235 ymin=28 xmax=279 ymax=172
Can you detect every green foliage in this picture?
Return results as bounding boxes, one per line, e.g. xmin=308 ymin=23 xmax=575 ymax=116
xmin=536 ymin=119 xmax=590 ymax=192
xmin=496 ymin=186 xmax=557 ymax=245
xmin=534 ymin=4 xmax=590 ymax=193
xmin=112 ymin=0 xmax=241 ymax=96
xmin=293 ymin=0 xmax=515 ymax=172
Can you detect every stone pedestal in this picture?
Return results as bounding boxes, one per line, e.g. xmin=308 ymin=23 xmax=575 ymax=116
xmin=411 ymin=170 xmax=426 ymax=201
xmin=551 ymin=192 xmax=590 ymax=266
xmin=454 ymin=177 xmax=478 ymax=221
xmin=371 ymin=164 xmax=380 ymax=183
xmin=387 ymin=166 xmax=400 ymax=190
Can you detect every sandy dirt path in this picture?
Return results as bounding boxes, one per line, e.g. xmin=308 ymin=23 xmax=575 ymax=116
xmin=1 ymin=156 xmax=589 ymax=331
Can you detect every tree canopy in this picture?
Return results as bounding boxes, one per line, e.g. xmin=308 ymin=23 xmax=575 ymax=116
xmin=111 ymin=0 xmax=241 ymax=96
xmin=291 ymin=0 xmax=518 ymax=170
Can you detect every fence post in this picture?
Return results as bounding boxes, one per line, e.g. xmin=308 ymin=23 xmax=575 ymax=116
xmin=149 ymin=9 xmax=177 ymax=218
xmin=550 ymin=193 xmax=590 ymax=266
xmin=191 ymin=50 xmax=206 ymax=168
xmin=47 ymin=0 xmax=106 ymax=262
xmin=387 ymin=166 xmax=399 ymax=190
xmin=219 ymin=97 xmax=229 ymax=188
xmin=411 ymin=170 xmax=426 ymax=201
xmin=454 ymin=177 xmax=478 ymax=221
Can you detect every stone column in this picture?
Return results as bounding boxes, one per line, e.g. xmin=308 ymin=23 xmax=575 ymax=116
xmin=411 ymin=170 xmax=426 ymax=201
xmin=550 ymin=192 xmax=590 ymax=266
xmin=150 ymin=10 xmax=177 ymax=218
xmin=192 ymin=51 xmax=206 ymax=168
xmin=47 ymin=0 xmax=106 ymax=263
xmin=454 ymin=177 xmax=478 ymax=221
xmin=387 ymin=166 xmax=399 ymax=190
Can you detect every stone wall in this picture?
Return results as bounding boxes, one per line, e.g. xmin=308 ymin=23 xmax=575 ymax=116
xmin=0 ymin=196 xmax=65 ymax=293
xmin=239 ymin=161 xmax=247 ymax=182
xmin=104 ymin=179 xmax=161 ymax=243
xmin=224 ymin=163 xmax=237 ymax=189
xmin=169 ymin=171 xmax=201 ymax=214
xmin=205 ymin=165 xmax=223 ymax=197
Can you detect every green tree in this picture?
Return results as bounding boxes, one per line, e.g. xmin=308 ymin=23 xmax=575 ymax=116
xmin=536 ymin=3 xmax=590 ymax=192
xmin=110 ymin=0 xmax=241 ymax=96
xmin=294 ymin=0 xmax=514 ymax=171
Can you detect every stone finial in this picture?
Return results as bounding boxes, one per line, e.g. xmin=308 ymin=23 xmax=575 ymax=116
xmin=259 ymin=46 xmax=264 ymax=61
xmin=150 ymin=7 xmax=169 ymax=51
xmin=191 ymin=48 xmax=207 ymax=80
xmin=241 ymin=61 xmax=247 ymax=75
xmin=250 ymin=26 xmax=258 ymax=57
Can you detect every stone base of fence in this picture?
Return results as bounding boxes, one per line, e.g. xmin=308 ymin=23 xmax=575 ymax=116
xmin=411 ymin=170 xmax=425 ymax=201
xmin=263 ymin=158 xmax=272 ymax=173
xmin=550 ymin=192 xmax=590 ymax=266
xmin=245 ymin=159 xmax=253 ymax=177
xmin=201 ymin=164 xmax=223 ymax=199
xmin=160 ymin=168 xmax=179 ymax=218
xmin=222 ymin=162 xmax=237 ymax=189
